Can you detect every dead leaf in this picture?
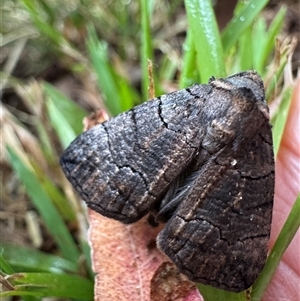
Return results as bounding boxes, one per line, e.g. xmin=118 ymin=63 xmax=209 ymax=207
xmin=150 ymin=262 xmax=201 ymax=301
xmin=89 ymin=210 xmax=203 ymax=301
xmin=83 ymin=110 xmax=109 ymax=131
xmin=89 ymin=210 xmax=165 ymax=301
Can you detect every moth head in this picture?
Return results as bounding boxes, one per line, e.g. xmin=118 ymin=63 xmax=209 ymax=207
xmin=232 ymin=85 xmax=270 ymax=121
xmin=226 ymin=70 xmax=266 ymax=104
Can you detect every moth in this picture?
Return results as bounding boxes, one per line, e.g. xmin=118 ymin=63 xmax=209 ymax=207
xmin=60 ymin=71 xmax=274 ymax=292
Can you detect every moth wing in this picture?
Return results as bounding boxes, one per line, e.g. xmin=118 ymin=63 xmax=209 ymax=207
xmin=157 ymin=121 xmax=274 ymax=292
xmin=60 ymin=85 xmax=211 ymax=223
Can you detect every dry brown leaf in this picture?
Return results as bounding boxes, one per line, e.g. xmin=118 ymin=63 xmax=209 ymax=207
xmin=89 ymin=209 xmax=203 ymax=301
xmin=150 ymin=262 xmax=202 ymax=301
xmin=89 ymin=210 xmax=164 ymax=301
xmin=83 ymin=110 xmax=109 ymax=131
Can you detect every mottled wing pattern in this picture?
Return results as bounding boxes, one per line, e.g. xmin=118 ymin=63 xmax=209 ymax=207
xmin=157 ymin=119 xmax=274 ymax=292
xmin=61 ymin=71 xmax=275 ymax=292
xmin=60 ymin=85 xmax=213 ymax=223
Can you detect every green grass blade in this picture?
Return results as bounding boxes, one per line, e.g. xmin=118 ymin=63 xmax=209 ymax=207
xmin=251 ymin=194 xmax=300 ymax=299
xmin=117 ymin=76 xmax=140 ymax=111
xmin=1 ymin=242 xmax=77 ymax=273
xmin=158 ymin=56 xmax=178 ymax=83
xmin=87 ymin=26 xmax=137 ymax=112
xmin=265 ymin=69 xmax=285 ymax=102
xmin=271 ymin=87 xmax=293 ymax=157
xmin=87 ymin=25 xmax=122 ymax=115
xmin=252 ymin=17 xmax=267 ymax=74
xmin=184 ymin=0 xmax=225 ymax=82
xmin=46 ymin=97 xmax=77 ymax=149
xmin=255 ymin=7 xmax=287 ymax=74
xmin=0 ymin=251 xmax=15 ymax=274
xmin=7 ymin=147 xmax=80 ymax=263
xmin=0 ymin=250 xmax=38 ymax=301
xmin=21 ymin=0 xmax=85 ymax=62
xmin=198 ymin=284 xmax=247 ymax=301
xmin=21 ymin=0 xmax=63 ymax=44
xmin=140 ymin=0 xmax=154 ymax=99
xmin=32 ymin=168 xmax=76 ymax=221
xmin=44 ymin=82 xmax=88 ymax=149
xmin=2 ymin=273 xmax=93 ymax=299
xmin=34 ymin=121 xmax=56 ymax=161
xmin=44 ymin=83 xmax=87 ymax=135
xmin=238 ymin=26 xmax=253 ymax=71
xmin=179 ymin=31 xmax=199 ymax=88
xmin=80 ymin=240 xmax=94 ymax=279
xmin=222 ymin=0 xmax=269 ymax=54
xmin=87 ymin=24 xmax=138 ymax=111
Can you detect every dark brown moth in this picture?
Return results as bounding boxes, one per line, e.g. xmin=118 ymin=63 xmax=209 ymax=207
xmin=60 ymin=71 xmax=274 ymax=292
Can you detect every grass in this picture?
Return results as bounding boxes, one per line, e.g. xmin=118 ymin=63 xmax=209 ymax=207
xmin=1 ymin=0 xmax=298 ymax=300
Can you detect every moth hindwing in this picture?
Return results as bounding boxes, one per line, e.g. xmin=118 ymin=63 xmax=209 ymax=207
xmin=60 ymin=71 xmax=274 ymax=292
